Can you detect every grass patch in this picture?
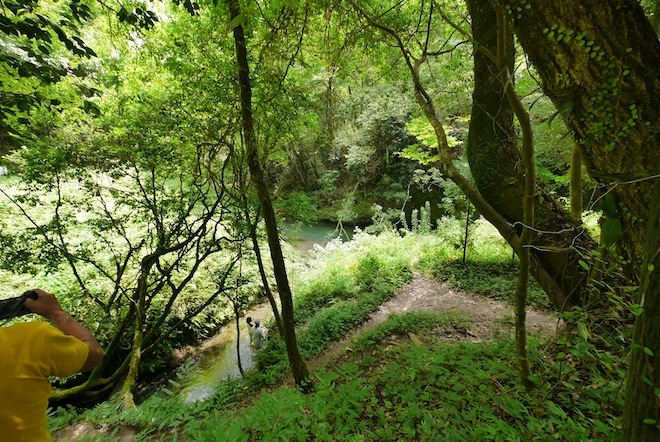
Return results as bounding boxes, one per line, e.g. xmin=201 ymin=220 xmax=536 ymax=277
xmin=251 ymin=233 xmax=415 ymax=385
xmin=182 ymin=332 xmax=622 ymax=441
xmin=420 ymin=259 xmax=550 ymax=310
xmin=352 ymin=310 xmax=471 ymax=350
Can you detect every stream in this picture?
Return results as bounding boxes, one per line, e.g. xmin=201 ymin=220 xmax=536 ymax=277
xmin=281 ymin=220 xmax=355 ymax=253
xmin=177 ymin=301 xmax=276 ymax=403
xmin=144 ymin=221 xmax=355 ymax=403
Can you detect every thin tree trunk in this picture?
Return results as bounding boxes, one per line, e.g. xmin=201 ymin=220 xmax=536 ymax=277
xmin=497 ymin=8 xmax=532 ymax=386
xmin=570 ymin=144 xmax=583 ymax=220
xmin=234 ymin=303 xmax=244 ymax=376
xmin=249 ymin=220 xmax=284 ymax=336
xmin=227 ymin=0 xmax=311 ymax=392
xmin=462 ymin=202 xmax=471 ymax=264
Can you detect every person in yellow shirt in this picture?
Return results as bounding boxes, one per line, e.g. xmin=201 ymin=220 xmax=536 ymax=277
xmin=0 ymin=289 xmax=104 ymax=441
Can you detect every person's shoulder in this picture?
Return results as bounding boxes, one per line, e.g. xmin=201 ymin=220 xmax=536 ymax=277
xmin=4 ymin=320 xmax=51 ymax=334
xmin=0 ymin=321 xmax=55 ymax=345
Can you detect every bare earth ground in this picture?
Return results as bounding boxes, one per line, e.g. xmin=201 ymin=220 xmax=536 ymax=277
xmin=53 ymin=273 xmax=560 ymax=441
xmin=304 ymin=272 xmax=561 ymax=373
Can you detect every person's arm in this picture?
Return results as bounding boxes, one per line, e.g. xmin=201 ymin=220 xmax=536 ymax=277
xmin=246 ymin=318 xmax=253 ymax=344
xmin=24 ymin=289 xmax=104 ymax=372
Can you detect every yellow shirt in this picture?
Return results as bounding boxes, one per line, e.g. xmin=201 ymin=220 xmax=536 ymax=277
xmin=0 ymin=322 xmax=89 ymax=442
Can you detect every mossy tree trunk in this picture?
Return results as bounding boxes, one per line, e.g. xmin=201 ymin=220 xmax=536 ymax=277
xmin=228 ymin=0 xmax=311 ymax=392
xmin=497 ymin=0 xmax=659 ymax=283
xmin=622 ymin=169 xmax=660 ymax=441
xmin=466 ymin=0 xmax=595 ymax=310
xmin=119 ymin=254 xmax=155 ymax=409
xmin=349 ymin=0 xmax=571 ymax=311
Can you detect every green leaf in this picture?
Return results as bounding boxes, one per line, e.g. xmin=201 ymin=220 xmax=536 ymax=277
xmin=602 ymin=193 xmax=617 ymax=218
xmin=644 ymin=347 xmax=654 ymax=357
xmin=546 ymin=400 xmax=567 ymax=418
xmin=229 ymin=14 xmax=245 ymax=29
xmin=578 ymin=260 xmax=590 ymax=271
xmin=602 ymin=218 xmax=622 ymax=247
xmin=577 ymin=321 xmax=590 ymax=340
xmin=643 ymin=418 xmax=657 ymax=425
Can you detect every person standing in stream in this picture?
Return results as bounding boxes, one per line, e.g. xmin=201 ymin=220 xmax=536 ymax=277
xmin=252 ymin=318 xmax=268 ymax=350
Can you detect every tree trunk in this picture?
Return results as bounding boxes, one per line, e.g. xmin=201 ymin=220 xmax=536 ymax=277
xmin=466 ymin=0 xmax=595 ymax=310
xmin=622 ymin=166 xmax=660 ymax=441
xmin=495 ymin=7 xmax=533 ymax=385
xmin=349 ymin=0 xmax=572 ymax=311
xmin=570 ymin=144 xmax=583 ymax=220
xmin=495 ymin=1 xmax=659 ymax=436
xmin=497 ymin=0 xmax=659 ymax=283
xmin=228 ymin=0 xmax=311 ymax=392
xmin=249 ymin=218 xmax=284 ymax=336
xmin=118 ymin=256 xmax=154 ymax=409
xmin=462 ymin=202 xmax=471 ymax=264
xmin=234 ymin=303 xmax=244 ymax=376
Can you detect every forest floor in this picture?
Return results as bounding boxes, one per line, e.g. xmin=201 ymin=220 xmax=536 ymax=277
xmin=285 ymin=272 xmax=560 ymax=384
xmin=53 ymin=272 xmax=560 ymax=441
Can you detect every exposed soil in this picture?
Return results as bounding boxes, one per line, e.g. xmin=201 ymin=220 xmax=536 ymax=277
xmin=304 ymin=272 xmax=561 ymax=374
xmin=53 ymin=273 xmax=560 ymax=441
xmin=54 ymin=423 xmax=137 ymax=442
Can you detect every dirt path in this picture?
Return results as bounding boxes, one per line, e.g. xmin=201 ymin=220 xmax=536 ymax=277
xmin=305 ymin=272 xmax=561 ymax=372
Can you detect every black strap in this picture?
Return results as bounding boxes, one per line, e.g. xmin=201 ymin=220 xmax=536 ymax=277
xmin=0 ymin=290 xmax=38 ymax=321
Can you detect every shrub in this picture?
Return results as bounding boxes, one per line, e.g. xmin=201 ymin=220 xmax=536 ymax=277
xmin=275 ymin=191 xmax=319 ymax=224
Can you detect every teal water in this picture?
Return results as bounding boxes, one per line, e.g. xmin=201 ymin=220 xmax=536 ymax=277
xmin=282 ymin=221 xmax=355 ymax=253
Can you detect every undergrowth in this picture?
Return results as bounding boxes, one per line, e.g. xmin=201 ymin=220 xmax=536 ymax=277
xmin=48 ymin=227 xmax=628 ymax=441
xmin=182 ymin=312 xmax=624 ymax=441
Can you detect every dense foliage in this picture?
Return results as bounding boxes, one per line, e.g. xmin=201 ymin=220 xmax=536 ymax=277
xmin=45 ymin=227 xmax=627 ymax=441
xmin=0 ymin=0 xmax=657 ymax=438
